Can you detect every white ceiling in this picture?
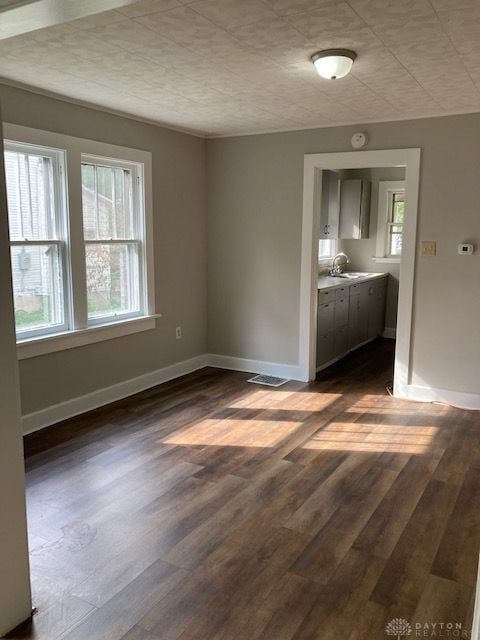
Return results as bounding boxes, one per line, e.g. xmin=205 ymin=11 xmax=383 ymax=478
xmin=0 ymin=0 xmax=35 ymax=8
xmin=1 ymin=0 xmax=480 ymax=136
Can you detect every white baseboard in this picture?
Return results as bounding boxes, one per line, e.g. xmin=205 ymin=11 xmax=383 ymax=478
xmin=382 ymin=327 xmax=397 ymax=339
xmin=207 ymin=353 xmax=303 ymax=381
xmin=22 ymin=350 xmax=480 ymax=437
xmin=22 ymin=352 xmax=304 ymax=435
xmin=316 ymin=355 xmax=342 ymax=373
xmin=403 ymin=384 xmax=480 ymax=411
xmin=22 ymin=354 xmax=208 ymax=435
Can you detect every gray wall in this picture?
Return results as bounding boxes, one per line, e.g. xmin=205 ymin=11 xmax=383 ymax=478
xmin=0 ymin=84 xmax=207 ymax=416
xmin=3 ymin=84 xmax=480 ymax=411
xmin=0 ymin=113 xmax=31 ymax=635
xmin=207 ymin=114 xmax=480 ymax=395
xmin=341 ymin=166 xmax=405 ymax=331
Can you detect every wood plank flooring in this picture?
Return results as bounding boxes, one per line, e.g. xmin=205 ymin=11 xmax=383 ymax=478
xmin=9 ymin=339 xmax=480 ymax=640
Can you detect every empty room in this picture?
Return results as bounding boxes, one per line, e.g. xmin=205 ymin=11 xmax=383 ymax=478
xmin=0 ymin=0 xmax=479 ymax=639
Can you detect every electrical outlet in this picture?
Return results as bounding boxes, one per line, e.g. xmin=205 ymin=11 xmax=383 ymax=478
xmin=421 ymin=241 xmax=436 ymax=257
xmin=175 ymin=326 xmax=182 ymax=340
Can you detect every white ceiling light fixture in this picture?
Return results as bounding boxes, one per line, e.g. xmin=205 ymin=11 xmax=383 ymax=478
xmin=311 ymin=49 xmax=357 ymax=80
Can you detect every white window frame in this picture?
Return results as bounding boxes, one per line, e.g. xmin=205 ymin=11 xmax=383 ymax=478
xmin=374 ymin=180 xmax=405 ymax=264
xmin=5 ymin=140 xmax=71 ymax=340
xmin=4 ymin=124 xmax=157 ymax=360
xmin=81 ymin=154 xmax=146 ymax=326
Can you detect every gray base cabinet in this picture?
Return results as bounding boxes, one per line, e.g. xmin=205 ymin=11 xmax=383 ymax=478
xmin=316 ymin=330 xmax=336 ymax=366
xmin=316 ymin=276 xmax=387 ymax=369
xmin=367 ymin=278 xmax=388 ymax=339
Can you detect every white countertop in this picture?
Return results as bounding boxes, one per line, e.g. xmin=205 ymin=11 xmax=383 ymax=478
xmin=317 ymin=272 xmax=387 ymax=292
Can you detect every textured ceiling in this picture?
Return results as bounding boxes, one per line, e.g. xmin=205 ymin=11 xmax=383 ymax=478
xmin=0 ymin=0 xmax=35 ymax=8
xmin=1 ymin=0 xmax=480 ymax=136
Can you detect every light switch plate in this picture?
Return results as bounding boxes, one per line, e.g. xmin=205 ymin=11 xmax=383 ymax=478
xmin=421 ymin=241 xmax=436 ymax=256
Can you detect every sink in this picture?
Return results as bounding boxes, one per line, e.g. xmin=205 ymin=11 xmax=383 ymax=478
xmin=332 ymin=272 xmax=371 ymax=279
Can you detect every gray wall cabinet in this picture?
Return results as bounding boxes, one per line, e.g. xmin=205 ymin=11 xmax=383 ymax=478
xmin=316 ymin=276 xmax=387 ymax=369
xmin=339 ymin=179 xmax=371 ymax=239
xmin=319 ymin=169 xmax=340 ymax=239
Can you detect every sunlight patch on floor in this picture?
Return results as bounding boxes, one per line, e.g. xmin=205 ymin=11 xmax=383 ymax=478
xmin=343 ymin=406 xmax=423 ymax=416
xmin=346 ymin=395 xmax=415 ymax=409
xmin=302 ymin=422 xmax=438 ymax=454
xmin=164 ymin=418 xmax=303 ymax=448
xmin=228 ymin=390 xmax=341 ymax=412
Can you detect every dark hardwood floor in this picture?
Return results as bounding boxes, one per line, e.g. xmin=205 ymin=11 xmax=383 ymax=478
xmin=10 ymin=339 xmax=480 ymax=639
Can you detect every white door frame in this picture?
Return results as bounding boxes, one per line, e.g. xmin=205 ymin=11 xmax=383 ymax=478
xmin=299 ymin=148 xmax=421 ymax=398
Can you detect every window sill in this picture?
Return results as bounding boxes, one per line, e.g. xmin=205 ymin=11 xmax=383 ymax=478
xmin=372 ymin=256 xmax=401 ymax=264
xmin=17 ymin=314 xmax=161 ymax=360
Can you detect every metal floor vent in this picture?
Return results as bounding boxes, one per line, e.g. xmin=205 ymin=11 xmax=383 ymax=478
xmin=247 ymin=374 xmax=289 ymax=387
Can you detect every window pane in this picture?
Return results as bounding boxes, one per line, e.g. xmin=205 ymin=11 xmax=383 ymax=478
xmin=319 ymin=238 xmax=334 ymax=259
xmin=82 ymin=163 xmax=133 ymax=240
xmin=393 ymin=193 xmax=405 ymax=223
xmin=389 ymin=231 xmax=403 ymax=256
xmin=11 ymin=244 xmax=64 ymax=333
xmin=86 ymin=243 xmax=140 ymax=319
xmin=5 ymin=150 xmax=56 ymax=240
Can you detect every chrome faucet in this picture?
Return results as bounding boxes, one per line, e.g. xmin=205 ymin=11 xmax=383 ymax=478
xmin=329 ymin=252 xmax=349 ymax=276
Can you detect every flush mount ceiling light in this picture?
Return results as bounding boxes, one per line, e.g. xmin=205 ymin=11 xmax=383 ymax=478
xmin=311 ymin=49 xmax=356 ymax=80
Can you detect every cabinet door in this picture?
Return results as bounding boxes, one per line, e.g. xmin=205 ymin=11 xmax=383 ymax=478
xmin=319 ymin=170 xmax=340 ymax=239
xmin=348 ymin=293 xmax=360 ymax=349
xmin=367 ymin=278 xmax=387 ymax=339
xmin=348 ymin=283 xmax=369 ymax=348
xmin=339 ymin=179 xmax=371 ymax=239
xmin=358 ymin=282 xmax=370 ymax=344
xmin=339 ymin=179 xmax=361 ymax=239
xmin=317 ymin=300 xmax=335 ymax=333
xmin=360 ymin=180 xmax=371 ymax=238
xmin=334 ymin=325 xmax=349 ymax=358
xmin=334 ymin=296 xmax=349 ymax=327
xmin=317 ymin=330 xmax=336 ymax=367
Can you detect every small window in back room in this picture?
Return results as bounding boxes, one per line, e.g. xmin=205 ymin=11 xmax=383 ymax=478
xmin=387 ymin=191 xmax=404 ymax=257
xmin=375 ymin=180 xmax=405 ymax=262
xmin=319 ymin=238 xmax=336 ymax=262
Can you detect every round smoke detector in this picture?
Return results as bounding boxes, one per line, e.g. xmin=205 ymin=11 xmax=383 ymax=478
xmin=351 ymin=132 xmax=368 ymax=149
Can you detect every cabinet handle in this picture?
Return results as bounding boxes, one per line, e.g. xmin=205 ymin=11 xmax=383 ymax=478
xmin=324 ymin=224 xmax=328 ymax=235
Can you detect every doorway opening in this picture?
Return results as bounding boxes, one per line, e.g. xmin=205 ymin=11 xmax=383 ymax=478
xmin=299 ymin=149 xmax=421 ymax=400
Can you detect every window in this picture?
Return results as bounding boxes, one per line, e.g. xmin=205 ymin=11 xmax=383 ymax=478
xmin=81 ymin=156 xmax=144 ymax=324
xmin=318 ymin=238 xmax=337 ymax=264
xmin=3 ymin=124 xmax=154 ymax=358
xmin=5 ymin=142 xmax=69 ymax=339
xmin=375 ymin=180 xmax=405 ymax=263
xmin=386 ymin=191 xmax=404 ymax=257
